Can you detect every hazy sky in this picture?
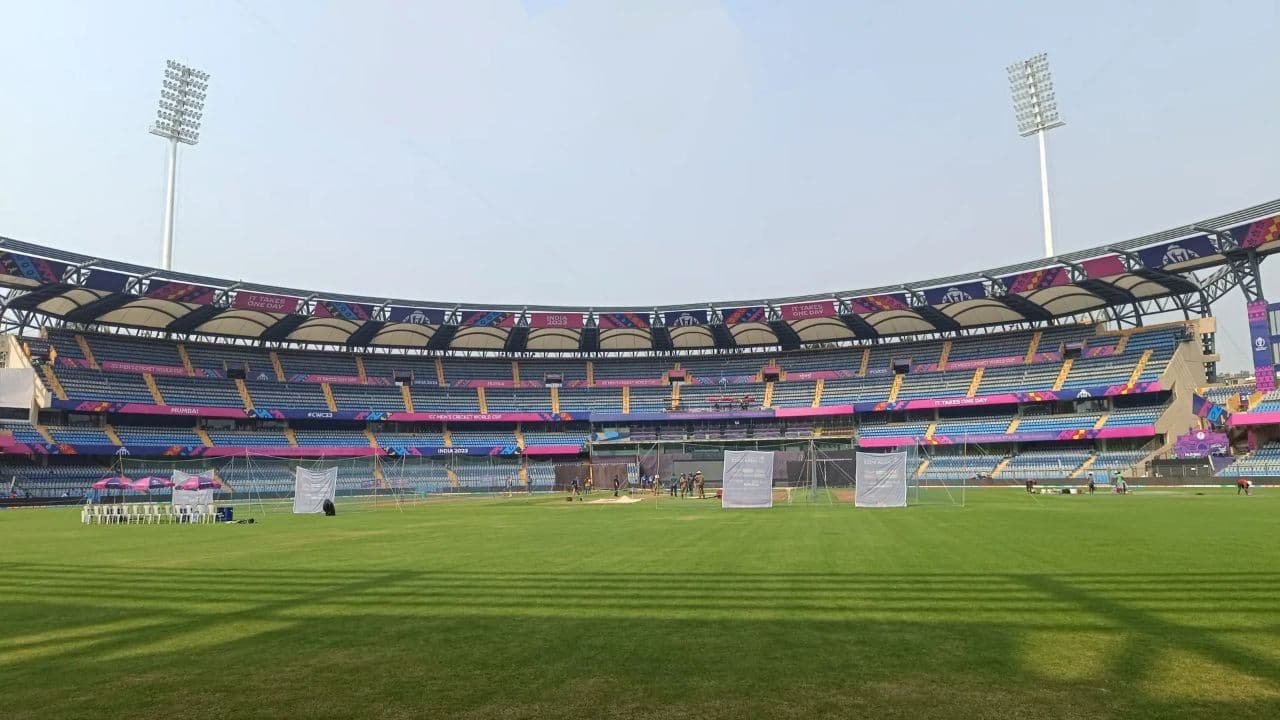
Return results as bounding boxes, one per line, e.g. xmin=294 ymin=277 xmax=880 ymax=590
xmin=1 ymin=1 xmax=1277 ymax=369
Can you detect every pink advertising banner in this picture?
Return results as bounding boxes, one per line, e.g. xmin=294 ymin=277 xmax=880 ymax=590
xmin=774 ymin=405 xmax=854 ymax=418
xmin=201 ymin=446 xmax=384 ymax=458
xmin=386 ymin=411 xmax=572 ymax=423
xmin=591 ymin=378 xmax=666 ymax=388
xmin=100 ymin=361 xmax=189 ymax=377
xmin=781 ymin=370 xmax=856 ymax=382
xmin=780 ymin=300 xmax=836 ymax=321
xmin=1229 ymin=411 xmax=1280 ymax=427
xmin=287 ymin=373 xmax=365 ymax=385
xmin=233 ymin=291 xmax=301 ymax=314
xmin=451 ymin=379 xmax=542 ymax=389
xmin=939 ymin=355 xmax=1025 ymax=372
xmin=523 ymin=445 xmax=584 ymax=456
xmin=859 ymin=425 xmax=1157 ymax=448
xmin=528 ymin=311 xmax=584 ymax=329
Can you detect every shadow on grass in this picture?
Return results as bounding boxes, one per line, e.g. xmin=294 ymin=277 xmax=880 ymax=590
xmin=2 ymin=565 xmax=1278 ymax=719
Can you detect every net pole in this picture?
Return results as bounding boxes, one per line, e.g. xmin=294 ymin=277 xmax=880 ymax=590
xmin=808 ymin=439 xmax=817 ymax=504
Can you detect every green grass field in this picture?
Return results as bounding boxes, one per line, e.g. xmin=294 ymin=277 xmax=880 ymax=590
xmin=2 ymin=488 xmax=1277 ymax=719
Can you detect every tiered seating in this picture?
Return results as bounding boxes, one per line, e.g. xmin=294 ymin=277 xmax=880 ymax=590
xmin=486 ymin=388 xmax=552 ymax=413
xmin=628 ymin=387 xmax=669 ymax=413
xmin=81 ymin=333 xmax=184 ymax=366
xmin=331 ymin=384 xmax=405 ymax=411
xmin=1202 ymin=382 xmax=1252 ymax=405
xmin=680 ymin=355 xmax=773 ymax=377
xmin=1017 ymin=414 xmax=1102 ymax=433
xmin=866 ymin=341 xmax=943 ymax=371
xmin=441 ymin=359 xmax=510 ymax=383
xmin=527 ymin=463 xmax=556 ymax=490
xmin=47 ymin=426 xmax=114 ymax=445
xmin=765 ymin=381 xmax=813 ymax=409
xmin=361 ymin=355 xmax=434 ymax=382
xmin=999 ymin=449 xmax=1091 ymax=480
xmin=184 ymin=343 xmax=272 ymax=374
xmin=897 ymin=371 xmax=974 ymax=400
xmin=1218 ymin=444 xmax=1280 ymax=477
xmin=449 ymin=430 xmax=518 ymax=448
xmin=153 ymin=376 xmax=243 ymax=407
xmin=779 ymin=349 xmax=854 ymax=373
xmin=46 ymin=330 xmax=86 ymax=360
xmin=218 ymin=462 xmax=291 ymax=494
xmin=1104 ymin=407 xmax=1161 ymax=427
xmin=679 ymin=383 xmax=762 ymax=410
xmin=113 ymin=425 xmax=203 ymax=446
xmin=945 ymin=330 xmax=1035 ymax=363
xmin=377 ymin=431 xmax=446 ymax=446
xmin=410 ymin=387 xmax=481 ymax=413
xmin=977 ymin=364 xmax=1061 ymax=394
xmin=1090 ymin=450 xmax=1146 ymax=474
xmin=0 ymin=460 xmax=110 ymax=497
xmin=918 ymin=452 xmax=1001 ymax=481
xmin=205 ymin=429 xmax=290 ymax=447
xmin=594 ymin=357 xmax=668 ymax=380
xmin=292 ymin=430 xmax=371 ymax=447
xmin=278 ymin=351 xmax=356 ymax=376
xmin=3 ymin=423 xmax=49 ymax=445
xmin=1249 ymin=390 xmax=1280 ymax=413
xmin=558 ymin=387 xmax=621 ymax=413
xmin=452 ymin=461 xmax=525 ymax=490
xmin=858 ymin=420 xmax=929 ymax=439
xmin=522 ymin=430 xmax=587 ymax=447
xmin=933 ymin=417 xmax=1014 ymax=436
xmin=383 ymin=460 xmax=450 ymax=491
xmin=520 ymin=359 xmax=588 ymax=382
xmin=244 ymin=381 xmax=327 ymax=409
xmin=57 ymin=368 xmax=154 ymax=403
xmin=821 ymin=377 xmax=894 ymax=404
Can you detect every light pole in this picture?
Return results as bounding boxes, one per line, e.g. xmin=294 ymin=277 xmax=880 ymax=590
xmin=150 ymin=60 xmax=209 ymax=271
xmin=1007 ymin=53 xmax=1064 ymax=258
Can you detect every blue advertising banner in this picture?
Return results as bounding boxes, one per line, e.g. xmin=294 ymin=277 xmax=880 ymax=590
xmin=0 ymin=252 xmax=69 ymax=284
xmin=387 ymin=306 xmax=445 ymax=325
xmin=721 ymin=306 xmax=767 ymax=325
xmin=1136 ymin=236 xmax=1216 ymax=270
xmin=84 ymin=269 xmax=132 ymax=293
xmin=663 ymin=309 xmax=709 ymax=327
xmin=1248 ymin=299 xmax=1275 ymax=392
xmin=922 ymin=281 xmax=986 ymax=305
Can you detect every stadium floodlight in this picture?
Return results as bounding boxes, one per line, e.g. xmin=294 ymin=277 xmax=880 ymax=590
xmin=149 ymin=60 xmax=210 ymax=271
xmin=1007 ymin=53 xmax=1064 ymax=258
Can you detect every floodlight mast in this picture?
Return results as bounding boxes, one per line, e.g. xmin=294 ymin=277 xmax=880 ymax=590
xmin=149 ymin=60 xmax=209 ymax=271
xmin=1008 ymin=53 xmax=1064 ymax=258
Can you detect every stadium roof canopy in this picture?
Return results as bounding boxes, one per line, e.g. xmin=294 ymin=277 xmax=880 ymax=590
xmin=1 ymin=199 xmax=1278 ymax=354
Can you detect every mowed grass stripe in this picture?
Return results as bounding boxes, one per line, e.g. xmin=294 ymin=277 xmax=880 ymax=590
xmin=1 ymin=489 xmax=1277 ymax=719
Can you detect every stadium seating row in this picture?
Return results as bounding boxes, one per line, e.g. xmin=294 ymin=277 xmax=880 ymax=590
xmin=45 ymin=324 xmax=1177 ymax=390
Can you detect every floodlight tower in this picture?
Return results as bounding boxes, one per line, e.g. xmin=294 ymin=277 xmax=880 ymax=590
xmin=150 ymin=60 xmax=209 ymax=271
xmin=1007 ymin=53 xmax=1064 ymax=258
